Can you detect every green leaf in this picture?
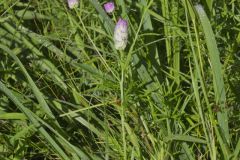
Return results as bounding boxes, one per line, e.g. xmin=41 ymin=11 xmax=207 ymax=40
xmin=0 ymin=81 xmax=70 ymax=160
xmin=165 ymin=134 xmax=206 ymax=144
xmin=195 ymin=4 xmax=230 ymax=144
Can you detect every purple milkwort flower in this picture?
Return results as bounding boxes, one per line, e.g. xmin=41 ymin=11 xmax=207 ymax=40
xmin=114 ymin=18 xmax=128 ymax=50
xmin=104 ymin=2 xmax=115 ymax=13
xmin=67 ymin=0 xmax=79 ymax=9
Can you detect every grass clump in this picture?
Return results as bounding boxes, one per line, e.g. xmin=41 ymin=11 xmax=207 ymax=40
xmin=0 ymin=0 xmax=240 ymax=159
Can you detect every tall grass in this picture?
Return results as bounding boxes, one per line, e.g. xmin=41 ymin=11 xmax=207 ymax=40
xmin=0 ymin=0 xmax=240 ymax=159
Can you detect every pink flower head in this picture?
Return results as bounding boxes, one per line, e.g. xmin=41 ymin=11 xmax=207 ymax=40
xmin=104 ymin=2 xmax=115 ymax=13
xmin=114 ymin=18 xmax=128 ymax=50
xmin=67 ymin=0 xmax=79 ymax=9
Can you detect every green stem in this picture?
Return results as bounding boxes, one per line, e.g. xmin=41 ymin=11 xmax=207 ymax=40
xmin=120 ymin=51 xmax=126 ymax=160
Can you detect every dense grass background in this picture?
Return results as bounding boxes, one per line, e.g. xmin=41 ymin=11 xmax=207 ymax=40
xmin=0 ymin=0 xmax=240 ymax=159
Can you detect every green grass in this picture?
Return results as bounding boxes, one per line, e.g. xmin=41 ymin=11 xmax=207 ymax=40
xmin=0 ymin=0 xmax=240 ymax=159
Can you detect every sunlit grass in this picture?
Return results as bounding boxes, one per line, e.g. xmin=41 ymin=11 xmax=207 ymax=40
xmin=0 ymin=0 xmax=240 ymax=159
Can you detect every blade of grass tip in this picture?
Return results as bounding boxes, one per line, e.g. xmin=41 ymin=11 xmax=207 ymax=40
xmin=232 ymin=139 xmax=240 ymax=160
xmin=165 ymin=134 xmax=207 ymax=144
xmin=195 ymin=4 xmax=230 ymax=144
xmin=0 ymin=81 xmax=70 ymax=160
xmin=0 ymin=44 xmax=56 ymax=121
xmin=182 ymin=143 xmax=195 ymax=160
xmin=205 ymin=0 xmax=213 ymax=12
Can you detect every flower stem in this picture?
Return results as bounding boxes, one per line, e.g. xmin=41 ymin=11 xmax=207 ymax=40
xmin=120 ymin=50 xmax=127 ymax=160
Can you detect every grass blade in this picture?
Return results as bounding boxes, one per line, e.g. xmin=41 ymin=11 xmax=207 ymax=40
xmin=0 ymin=81 xmax=70 ymax=160
xmin=0 ymin=44 xmax=56 ymax=121
xmin=195 ymin=4 xmax=230 ymax=144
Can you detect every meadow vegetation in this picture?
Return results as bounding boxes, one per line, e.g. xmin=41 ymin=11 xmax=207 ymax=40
xmin=0 ymin=0 xmax=240 ymax=159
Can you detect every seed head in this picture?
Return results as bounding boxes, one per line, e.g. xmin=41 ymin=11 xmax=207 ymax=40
xmin=67 ymin=0 xmax=79 ymax=9
xmin=114 ymin=18 xmax=128 ymax=50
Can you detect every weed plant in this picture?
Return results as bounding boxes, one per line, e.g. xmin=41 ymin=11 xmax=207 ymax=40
xmin=0 ymin=0 xmax=240 ymax=159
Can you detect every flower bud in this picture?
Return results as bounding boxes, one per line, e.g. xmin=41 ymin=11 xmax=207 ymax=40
xmin=104 ymin=2 xmax=115 ymax=13
xmin=114 ymin=18 xmax=128 ymax=50
xmin=67 ymin=0 xmax=79 ymax=9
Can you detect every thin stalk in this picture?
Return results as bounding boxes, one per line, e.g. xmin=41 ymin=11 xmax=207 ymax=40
xmin=120 ymin=51 xmax=126 ymax=160
xmin=78 ymin=14 xmax=119 ymax=82
xmin=183 ymin=0 xmax=213 ymax=158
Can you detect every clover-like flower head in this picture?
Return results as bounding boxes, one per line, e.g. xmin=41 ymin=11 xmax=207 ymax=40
xmin=114 ymin=18 xmax=128 ymax=50
xmin=67 ymin=0 xmax=79 ymax=9
xmin=104 ymin=2 xmax=115 ymax=13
